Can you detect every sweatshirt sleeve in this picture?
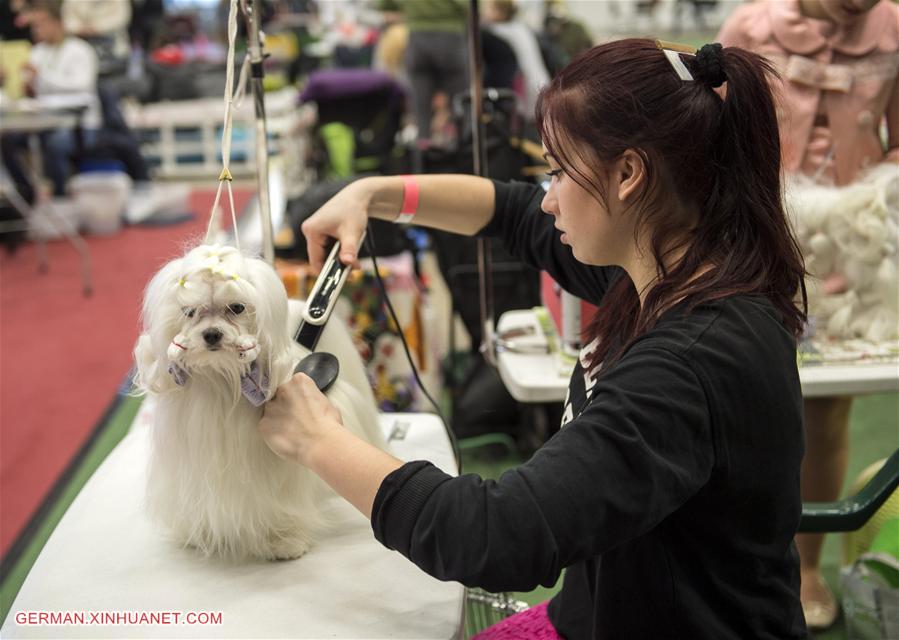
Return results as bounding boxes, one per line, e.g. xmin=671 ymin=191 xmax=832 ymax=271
xmin=371 ymin=346 xmax=714 ymax=593
xmin=478 ymin=179 xmax=620 ymax=304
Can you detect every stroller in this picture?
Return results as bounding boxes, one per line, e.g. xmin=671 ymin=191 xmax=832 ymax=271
xmin=286 ymin=69 xmax=411 ymax=260
xmin=298 ymin=69 xmax=407 ymax=178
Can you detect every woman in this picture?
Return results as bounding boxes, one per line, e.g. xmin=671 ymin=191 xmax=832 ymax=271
xmin=718 ymin=0 xmax=899 ymax=629
xmin=259 ymin=39 xmax=809 ymax=638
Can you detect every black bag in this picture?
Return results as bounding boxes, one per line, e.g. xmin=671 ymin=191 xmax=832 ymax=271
xmin=450 ymin=352 xmax=562 ymax=453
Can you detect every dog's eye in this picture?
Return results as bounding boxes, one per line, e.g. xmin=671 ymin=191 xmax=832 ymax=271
xmin=183 ymin=308 xmax=196 ymax=319
xmin=228 ymin=304 xmax=246 ymax=315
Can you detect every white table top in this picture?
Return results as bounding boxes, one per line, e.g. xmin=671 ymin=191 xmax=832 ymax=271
xmin=496 ymin=308 xmax=899 ymax=403
xmin=495 ymin=310 xmax=572 ymax=404
xmin=798 ymin=361 xmax=899 ymax=397
xmin=2 ymin=402 xmax=463 ymax=639
xmin=0 ymin=101 xmax=84 ymax=134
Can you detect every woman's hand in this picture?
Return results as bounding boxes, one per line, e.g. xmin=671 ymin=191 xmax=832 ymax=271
xmin=258 ymin=371 xmax=406 ymax=518
xmin=258 ymin=373 xmax=343 ymax=467
xmin=301 ymin=181 xmax=373 ymax=271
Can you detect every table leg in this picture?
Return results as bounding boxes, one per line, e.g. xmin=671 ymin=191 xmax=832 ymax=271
xmin=24 ymin=132 xmax=93 ymax=296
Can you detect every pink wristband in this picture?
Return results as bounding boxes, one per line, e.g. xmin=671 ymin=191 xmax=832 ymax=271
xmin=396 ymin=174 xmax=419 ymax=224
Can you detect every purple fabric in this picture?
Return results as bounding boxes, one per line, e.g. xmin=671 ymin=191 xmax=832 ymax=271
xmin=168 ymin=363 xmax=188 ymax=387
xmin=299 ymin=69 xmax=404 ymax=104
xmin=239 ymin=361 xmax=269 ymax=407
xmin=472 ymin=601 xmax=561 ymax=640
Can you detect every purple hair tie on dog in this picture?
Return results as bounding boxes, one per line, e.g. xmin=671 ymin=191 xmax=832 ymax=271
xmin=168 ymin=363 xmax=188 ymax=386
xmin=240 ymin=361 xmax=270 ymax=407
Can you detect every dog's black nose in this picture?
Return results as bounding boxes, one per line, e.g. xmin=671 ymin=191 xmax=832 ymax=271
xmin=203 ymin=328 xmax=224 ymax=346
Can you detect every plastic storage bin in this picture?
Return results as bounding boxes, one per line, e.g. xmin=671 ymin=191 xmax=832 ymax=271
xmin=68 ymin=171 xmax=132 ymax=235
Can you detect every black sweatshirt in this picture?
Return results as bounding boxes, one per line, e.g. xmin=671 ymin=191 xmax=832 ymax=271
xmin=371 ymin=180 xmax=808 ymax=639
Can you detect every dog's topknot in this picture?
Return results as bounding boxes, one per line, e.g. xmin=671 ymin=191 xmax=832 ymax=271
xmin=176 ymin=245 xmax=245 ymax=286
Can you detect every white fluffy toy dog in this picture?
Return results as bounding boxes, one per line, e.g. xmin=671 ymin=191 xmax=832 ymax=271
xmin=133 ymin=244 xmax=383 ymax=561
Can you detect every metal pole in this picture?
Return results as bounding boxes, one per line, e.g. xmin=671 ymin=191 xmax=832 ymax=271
xmin=466 ymin=0 xmax=497 ymax=367
xmin=242 ymin=0 xmax=274 ymax=264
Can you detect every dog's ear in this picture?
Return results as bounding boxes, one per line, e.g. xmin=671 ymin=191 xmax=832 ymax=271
xmin=140 ymin=257 xmax=185 ymax=334
xmin=133 ymin=255 xmax=190 ymax=395
xmin=244 ymin=258 xmax=293 ymax=376
xmin=133 ymin=333 xmax=181 ymax=395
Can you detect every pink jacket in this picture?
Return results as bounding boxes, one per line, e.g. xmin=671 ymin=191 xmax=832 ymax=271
xmin=717 ymin=0 xmax=899 ymax=185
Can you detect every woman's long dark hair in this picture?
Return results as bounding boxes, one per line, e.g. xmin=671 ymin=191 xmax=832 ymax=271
xmin=536 ymin=38 xmax=807 ymax=371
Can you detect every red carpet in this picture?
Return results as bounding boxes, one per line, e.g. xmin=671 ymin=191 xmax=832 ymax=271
xmin=0 ymin=187 xmax=252 ymax=557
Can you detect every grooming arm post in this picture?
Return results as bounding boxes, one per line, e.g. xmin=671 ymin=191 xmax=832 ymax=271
xmin=243 ymin=0 xmax=275 ymax=264
xmin=466 ymin=0 xmax=497 ymax=367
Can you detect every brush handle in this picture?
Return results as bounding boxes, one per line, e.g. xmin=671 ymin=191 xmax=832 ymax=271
xmin=295 ymin=231 xmax=367 ymax=351
xmin=302 ymin=231 xmax=366 ymax=327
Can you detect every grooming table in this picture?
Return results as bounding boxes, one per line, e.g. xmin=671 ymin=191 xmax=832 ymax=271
xmin=495 ymin=308 xmax=899 ymax=403
xmin=2 ymin=403 xmax=462 ymax=639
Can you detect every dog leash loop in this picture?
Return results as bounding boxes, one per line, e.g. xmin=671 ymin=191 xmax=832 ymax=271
xmin=204 ymin=0 xmax=248 ymax=250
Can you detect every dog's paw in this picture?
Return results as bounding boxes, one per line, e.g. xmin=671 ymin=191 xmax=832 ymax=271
xmin=265 ymin=536 xmax=312 ymax=561
xmin=236 ymin=335 xmax=260 ymax=362
xmin=265 ymin=534 xmax=312 ymax=560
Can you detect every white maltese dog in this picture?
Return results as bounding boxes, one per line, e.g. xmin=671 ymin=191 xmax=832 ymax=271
xmin=133 ymin=244 xmax=383 ymax=560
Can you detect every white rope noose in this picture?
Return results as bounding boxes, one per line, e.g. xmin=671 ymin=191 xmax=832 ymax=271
xmin=204 ymin=0 xmax=251 ymax=249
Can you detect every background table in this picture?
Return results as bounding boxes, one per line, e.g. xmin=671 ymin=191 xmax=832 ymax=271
xmin=496 ymin=308 xmax=899 ymax=403
xmin=0 ymin=102 xmax=93 ymax=295
xmin=2 ymin=403 xmax=462 ymax=639
xmin=0 ymin=108 xmax=81 ymax=134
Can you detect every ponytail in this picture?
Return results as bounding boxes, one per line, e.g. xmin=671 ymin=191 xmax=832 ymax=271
xmin=691 ymin=46 xmax=807 ymax=336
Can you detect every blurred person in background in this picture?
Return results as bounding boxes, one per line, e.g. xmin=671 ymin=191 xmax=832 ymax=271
xmin=62 ymin=0 xmax=131 ymax=75
xmin=541 ymin=0 xmax=592 ymax=71
xmin=375 ymin=0 xmax=468 ymax=143
xmin=0 ymin=1 xmax=33 ymax=100
xmin=372 ymin=4 xmax=519 ymax=147
xmin=1 ymin=0 xmax=101 ymax=203
xmin=482 ymin=0 xmax=549 ymax=125
xmin=1 ymin=0 xmax=32 ymax=40
xmin=373 ymin=20 xmax=410 ymax=86
xmin=130 ymin=0 xmax=166 ymax=53
xmin=718 ymin=0 xmax=899 ymax=630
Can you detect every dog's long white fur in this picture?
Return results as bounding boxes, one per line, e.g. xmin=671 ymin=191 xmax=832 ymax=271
xmin=133 ymin=244 xmax=383 ymax=560
xmin=785 ymin=164 xmax=898 ymax=342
